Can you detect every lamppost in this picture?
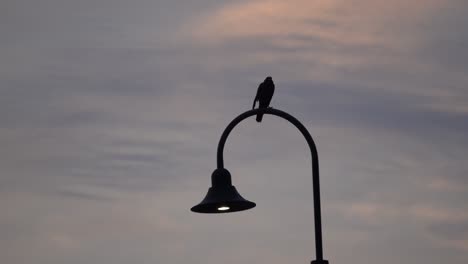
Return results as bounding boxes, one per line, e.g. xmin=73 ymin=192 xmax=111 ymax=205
xmin=191 ymin=107 xmax=329 ymax=264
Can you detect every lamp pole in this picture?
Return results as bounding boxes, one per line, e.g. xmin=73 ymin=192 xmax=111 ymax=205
xmin=192 ymin=107 xmax=329 ymax=264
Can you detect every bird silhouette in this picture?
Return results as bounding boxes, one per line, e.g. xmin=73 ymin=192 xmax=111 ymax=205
xmin=252 ymin=76 xmax=275 ymax=122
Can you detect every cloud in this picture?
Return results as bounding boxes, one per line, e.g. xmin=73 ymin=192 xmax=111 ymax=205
xmin=1 ymin=0 xmax=468 ymax=263
xmin=182 ymin=0 xmax=468 ymax=116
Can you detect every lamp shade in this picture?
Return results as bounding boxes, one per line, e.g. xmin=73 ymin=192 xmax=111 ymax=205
xmin=191 ymin=168 xmax=256 ymax=213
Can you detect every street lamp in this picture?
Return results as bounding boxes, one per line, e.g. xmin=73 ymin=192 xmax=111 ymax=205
xmin=191 ymin=107 xmax=329 ymax=264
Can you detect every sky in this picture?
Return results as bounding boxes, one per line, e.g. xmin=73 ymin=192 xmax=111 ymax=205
xmin=1 ymin=0 xmax=468 ymax=263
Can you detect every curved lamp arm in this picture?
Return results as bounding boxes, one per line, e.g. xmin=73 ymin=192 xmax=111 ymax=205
xmin=216 ymin=107 xmax=327 ymax=264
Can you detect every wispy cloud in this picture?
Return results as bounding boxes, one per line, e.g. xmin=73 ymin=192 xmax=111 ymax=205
xmin=1 ymin=0 xmax=468 ymax=263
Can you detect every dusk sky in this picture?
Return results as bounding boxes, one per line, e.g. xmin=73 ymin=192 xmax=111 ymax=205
xmin=2 ymin=0 xmax=468 ymax=263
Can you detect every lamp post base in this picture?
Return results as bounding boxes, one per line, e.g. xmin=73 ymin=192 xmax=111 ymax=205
xmin=311 ymin=260 xmax=329 ymax=264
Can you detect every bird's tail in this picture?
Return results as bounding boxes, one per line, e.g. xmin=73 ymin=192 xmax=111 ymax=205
xmin=256 ymin=113 xmax=263 ymax=122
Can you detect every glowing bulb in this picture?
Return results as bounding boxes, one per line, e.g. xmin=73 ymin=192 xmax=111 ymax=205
xmin=217 ymin=206 xmax=230 ymax=211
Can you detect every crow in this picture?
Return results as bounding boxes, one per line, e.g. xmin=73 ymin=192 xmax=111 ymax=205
xmin=252 ymin=76 xmax=275 ymax=122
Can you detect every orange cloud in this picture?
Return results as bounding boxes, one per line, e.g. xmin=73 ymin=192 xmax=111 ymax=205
xmin=187 ymin=0 xmax=443 ymax=47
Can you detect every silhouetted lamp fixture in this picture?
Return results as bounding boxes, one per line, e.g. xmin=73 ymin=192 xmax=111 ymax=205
xmin=191 ymin=107 xmax=329 ymax=264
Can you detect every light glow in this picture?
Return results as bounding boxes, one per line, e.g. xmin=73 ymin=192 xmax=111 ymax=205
xmin=217 ymin=206 xmax=230 ymax=211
